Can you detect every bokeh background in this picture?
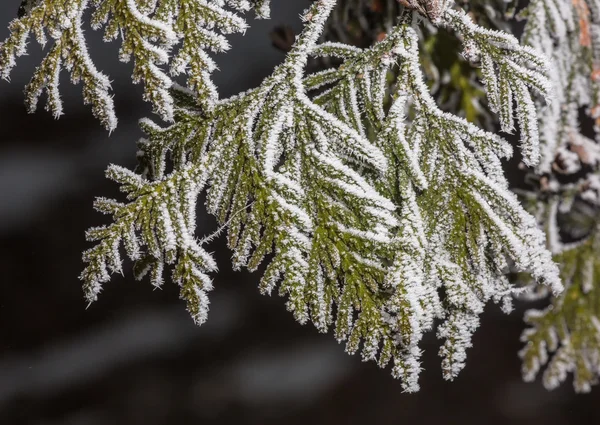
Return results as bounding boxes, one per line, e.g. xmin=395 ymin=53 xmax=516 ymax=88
xmin=0 ymin=1 xmax=598 ymax=424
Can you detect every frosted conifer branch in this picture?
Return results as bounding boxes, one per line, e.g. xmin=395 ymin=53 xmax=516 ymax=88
xmin=81 ymin=162 xmax=217 ymax=324
xmin=513 ymin=0 xmax=600 ymax=393
xmin=1 ymin=0 xmax=271 ymax=128
xmin=2 ymin=0 xmax=578 ymax=393
xmin=520 ymin=224 xmax=600 ymax=393
xmin=389 ymin=24 xmax=559 ymax=378
xmin=442 ymin=7 xmax=553 ymax=166
xmin=301 ymin=19 xmax=561 ymax=384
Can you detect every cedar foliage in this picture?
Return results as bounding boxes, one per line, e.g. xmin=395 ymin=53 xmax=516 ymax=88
xmin=2 ymin=0 xmax=600 ymax=393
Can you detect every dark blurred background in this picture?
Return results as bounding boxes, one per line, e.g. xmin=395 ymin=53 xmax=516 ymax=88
xmin=0 ymin=1 xmax=598 ymax=424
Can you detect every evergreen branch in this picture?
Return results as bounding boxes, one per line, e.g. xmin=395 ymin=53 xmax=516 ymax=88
xmin=520 ymin=224 xmax=600 ymax=393
xmin=301 ymin=21 xmax=560 ymax=382
xmin=1 ymin=0 xmax=270 ymax=128
xmin=81 ymin=162 xmax=217 ymax=325
xmin=91 ymin=0 xmax=178 ymax=120
xmin=443 ymin=7 xmax=553 ymax=166
xmin=2 ymin=0 xmax=581 ymax=393
xmin=1 ymin=0 xmax=117 ymax=130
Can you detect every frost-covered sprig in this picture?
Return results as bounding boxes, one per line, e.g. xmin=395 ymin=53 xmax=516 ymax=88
xmin=520 ymin=223 xmax=600 ymax=393
xmin=0 ymin=0 xmax=118 ymax=130
xmin=0 ymin=0 xmax=269 ymax=130
xmin=515 ymin=171 xmax=600 ymax=392
xmin=305 ymin=33 xmax=441 ymax=389
xmin=398 ymin=25 xmax=561 ymax=379
xmin=304 ymin=21 xmax=561 ymax=384
xmin=377 ymin=100 xmax=440 ymax=389
xmin=90 ymin=0 xmax=180 ymax=121
xmin=81 ymin=162 xmax=217 ymax=325
xmin=442 ymin=7 xmax=553 ymax=166
xmin=512 ymin=0 xmax=600 ymax=393
xmin=321 ymin=0 xmax=515 ymax=129
xmin=152 ymin=0 xmax=252 ymax=110
xmin=200 ymin=1 xmax=425 ymax=386
xmin=83 ymin=1 xmax=426 ymax=391
xmin=391 ymin=25 xmax=560 ymax=379
xmin=303 ymin=33 xmax=430 ymax=391
xmin=298 ymin=12 xmax=561 ymax=385
xmin=517 ymin=0 xmax=578 ymax=175
xmin=305 ymin=36 xmax=397 ymax=137
xmin=518 ymin=0 xmax=600 ymax=174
